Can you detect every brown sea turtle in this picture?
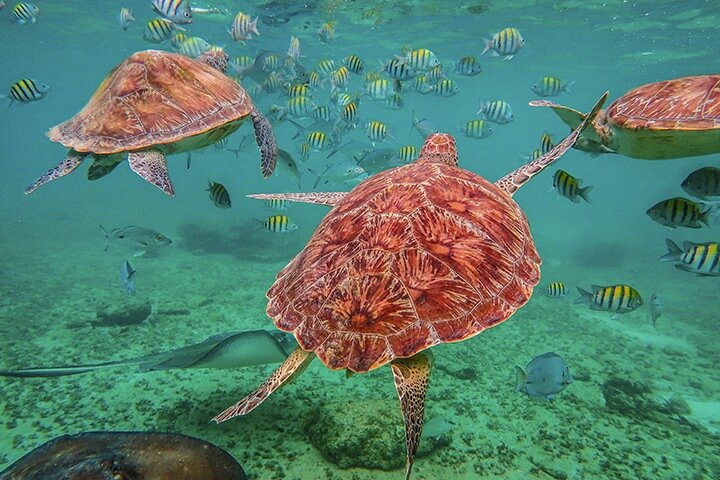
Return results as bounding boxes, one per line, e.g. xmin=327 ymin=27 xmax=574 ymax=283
xmin=531 ymin=74 xmax=720 ymax=160
xmin=24 ymin=49 xmax=277 ymax=196
xmin=214 ymin=93 xmax=608 ymax=479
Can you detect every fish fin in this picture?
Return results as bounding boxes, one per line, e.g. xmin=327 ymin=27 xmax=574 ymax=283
xmin=564 ymin=80 xmax=576 ymax=93
xmin=681 ymin=241 xmax=698 ymax=252
xmin=579 ymin=185 xmax=592 ymax=203
xmin=545 ymin=394 xmax=556 ymax=401
xmin=99 ymin=225 xmax=110 ymax=251
xmin=574 ymin=287 xmax=593 ymax=304
xmin=186 ymin=153 xmax=191 ymax=170
xmin=481 ymin=38 xmax=492 ymax=55
xmin=659 ymin=238 xmax=682 ymax=262
xmin=514 ymin=366 xmax=526 ymax=393
xmin=133 ymin=250 xmax=146 ymax=258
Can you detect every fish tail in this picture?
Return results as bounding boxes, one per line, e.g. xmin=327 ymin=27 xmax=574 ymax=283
xmin=659 ymin=238 xmax=683 ymax=262
xmin=513 ymin=366 xmax=526 ymax=393
xmin=574 ymin=286 xmax=593 ymax=305
xmin=481 ymin=38 xmax=492 ymax=56
xmin=579 ymin=185 xmax=592 ymax=204
xmin=564 ymin=80 xmax=576 ymax=93
xmin=251 ymin=16 xmax=260 ymax=36
xmin=99 ymin=225 xmax=111 ymax=251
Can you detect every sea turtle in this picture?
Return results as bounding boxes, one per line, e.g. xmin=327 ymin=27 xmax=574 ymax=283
xmin=24 ymin=49 xmax=277 ymax=196
xmin=213 ymin=93 xmax=608 ymax=479
xmin=531 ymin=74 xmax=720 ymax=160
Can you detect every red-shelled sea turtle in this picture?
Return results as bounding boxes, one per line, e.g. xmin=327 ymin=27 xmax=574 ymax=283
xmin=213 ymin=94 xmax=608 ymax=479
xmin=25 ymin=49 xmax=277 ymax=196
xmin=531 ymin=74 xmax=720 ymax=160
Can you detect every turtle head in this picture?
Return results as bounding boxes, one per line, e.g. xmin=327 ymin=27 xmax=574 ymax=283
xmin=418 ymin=133 xmax=458 ymax=166
xmin=197 ymin=51 xmax=230 ymax=74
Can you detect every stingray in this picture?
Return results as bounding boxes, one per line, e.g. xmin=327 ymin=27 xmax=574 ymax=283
xmin=0 ymin=431 xmax=246 ymax=479
xmin=0 ymin=330 xmax=298 ymax=378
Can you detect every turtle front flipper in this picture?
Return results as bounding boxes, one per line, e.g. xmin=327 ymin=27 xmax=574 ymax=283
xmin=495 ymin=91 xmax=608 ymax=196
xmin=24 ymin=150 xmax=88 ymax=194
xmin=128 ymin=151 xmax=175 ymax=196
xmin=250 ymin=106 xmax=278 ymax=178
xmin=530 ymin=98 xmax=607 ymax=153
xmin=247 ymin=192 xmax=348 ymax=206
xmin=213 ymin=347 xmax=313 ymax=423
xmin=391 ymin=351 xmax=432 ymax=480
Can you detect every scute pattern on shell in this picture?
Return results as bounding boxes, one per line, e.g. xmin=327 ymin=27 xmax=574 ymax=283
xmin=267 ymin=162 xmax=541 ymax=372
xmin=47 ymin=50 xmax=252 ymax=154
xmin=609 ymin=75 xmax=720 ymax=130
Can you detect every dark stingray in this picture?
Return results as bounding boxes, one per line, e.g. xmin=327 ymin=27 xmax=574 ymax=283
xmin=0 ymin=330 xmax=297 ymax=378
xmin=0 ymin=431 xmax=246 ymax=480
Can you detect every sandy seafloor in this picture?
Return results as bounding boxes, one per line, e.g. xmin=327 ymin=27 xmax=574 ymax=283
xmin=1 ymin=0 xmax=720 ymax=478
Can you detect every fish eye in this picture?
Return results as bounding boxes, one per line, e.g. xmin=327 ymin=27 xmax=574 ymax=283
xmin=638 ymin=299 xmax=643 ymax=304
xmin=185 ymin=12 xmax=191 ymax=17
xmin=156 ymin=235 xmax=163 ymax=241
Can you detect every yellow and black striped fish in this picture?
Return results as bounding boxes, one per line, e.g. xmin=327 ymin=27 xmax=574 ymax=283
xmin=284 ymin=96 xmax=316 ymax=118
xmin=306 ymin=131 xmax=327 ymax=150
xmin=433 ymin=79 xmax=459 ymax=97
xmin=404 ymin=48 xmax=439 ymax=71
xmin=8 ymin=78 xmax=49 ymax=104
xmin=143 ymin=18 xmax=181 ymax=43
xmin=367 ymin=120 xmax=389 ymax=142
xmin=331 ymin=66 xmax=350 ymax=90
xmin=263 ymin=54 xmax=281 ymax=72
xmin=364 ymin=71 xmax=382 ymax=84
xmin=540 ymin=132 xmax=554 ymax=154
xmin=341 ymin=101 xmax=358 ymax=123
xmin=384 ymin=58 xmax=416 ymax=80
xmin=312 ymin=105 xmax=331 ymax=122
xmin=646 ymin=197 xmax=711 ymax=229
xmin=553 ymin=169 xmax=592 ymax=204
xmin=366 ymin=79 xmax=394 ymax=100
xmin=426 ymin=65 xmax=444 ymax=84
xmin=545 ymin=281 xmax=566 ymax=298
xmin=343 ymin=54 xmax=364 ymax=74
xmin=412 ymin=75 xmax=432 ymax=94
xmin=482 ymin=27 xmax=524 ymax=58
xmin=532 ymin=76 xmax=574 ymax=97
xmin=261 ymin=215 xmax=297 ymax=233
xmin=152 ymin=0 xmax=191 ymax=24
xmin=660 ymin=239 xmax=720 ymax=276
xmin=317 ymin=59 xmax=336 ymax=76
xmin=398 ymin=145 xmax=417 ymax=163
xmin=286 ymin=83 xmax=310 ymax=98
xmin=230 ymin=55 xmax=254 ymax=75
xmin=298 ymin=142 xmax=310 ymax=159
xmin=575 ymin=284 xmax=643 ymax=314
xmin=308 ymin=70 xmax=322 ymax=88
xmin=266 ymin=198 xmax=289 ymax=211
xmin=460 ymin=120 xmax=492 ymax=139
xmin=454 ymin=56 xmax=482 ymax=76
xmin=477 ymin=100 xmax=514 ymax=124
xmin=12 ymin=3 xmax=39 ymax=24
xmin=207 ymin=181 xmax=231 ymax=208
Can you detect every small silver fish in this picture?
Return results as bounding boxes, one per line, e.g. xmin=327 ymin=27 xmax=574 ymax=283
xmin=649 ymin=293 xmax=663 ymax=327
xmin=411 ymin=110 xmax=439 ymax=138
xmin=120 ymin=259 xmax=136 ymax=294
xmin=100 ymin=225 xmax=172 ymax=257
xmin=312 ymin=163 xmax=366 ymax=188
xmin=276 ymin=149 xmax=303 ymax=188
xmin=515 ymin=352 xmax=572 ymax=400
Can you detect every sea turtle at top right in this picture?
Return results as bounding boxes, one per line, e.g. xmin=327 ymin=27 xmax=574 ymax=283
xmin=531 ymin=74 xmax=720 ymax=160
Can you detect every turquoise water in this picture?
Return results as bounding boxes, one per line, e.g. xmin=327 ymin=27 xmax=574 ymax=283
xmin=1 ymin=0 xmax=719 ymax=478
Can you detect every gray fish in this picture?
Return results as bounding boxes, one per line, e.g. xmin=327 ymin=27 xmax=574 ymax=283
xmin=100 ymin=225 xmax=172 ymax=257
xmin=119 ymin=259 xmax=136 ymax=294
xmin=421 ymin=417 xmax=455 ymax=440
xmin=515 ymin=352 xmax=573 ymax=400
xmin=649 ymin=293 xmax=663 ymax=327
xmin=311 ymin=163 xmax=366 ymax=188
xmin=276 ymin=148 xmax=303 ymax=188
xmin=354 ymin=147 xmax=400 ymax=175
xmin=411 ymin=110 xmax=440 ymax=138
xmin=681 ymin=166 xmax=720 ymax=201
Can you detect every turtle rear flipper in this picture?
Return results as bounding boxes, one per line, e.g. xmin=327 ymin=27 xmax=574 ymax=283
xmin=25 ymin=150 xmax=88 ymax=194
xmin=251 ymin=106 xmax=278 ymax=178
xmin=128 ymin=150 xmax=175 ymax=196
xmin=530 ymin=99 xmax=606 ymax=152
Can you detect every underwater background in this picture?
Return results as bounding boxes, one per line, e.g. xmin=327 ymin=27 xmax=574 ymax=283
xmin=1 ymin=0 xmax=719 ymax=478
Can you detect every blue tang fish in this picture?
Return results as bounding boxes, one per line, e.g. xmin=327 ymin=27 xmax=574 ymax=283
xmin=514 ymin=352 xmax=573 ymax=400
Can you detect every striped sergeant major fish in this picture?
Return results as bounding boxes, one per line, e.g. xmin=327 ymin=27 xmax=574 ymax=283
xmin=482 ymin=27 xmax=524 ymax=59
xmin=460 ymin=119 xmax=492 ymax=139
xmin=6 ymin=78 xmax=49 ymax=104
xmin=545 ymin=282 xmax=566 ymax=298
xmin=207 ymin=180 xmax=231 ymax=208
xmin=681 ymin=166 xmax=720 ymax=201
xmin=454 ymin=56 xmax=483 ymax=76
xmin=11 ymin=3 xmax=38 ymax=24
xmin=117 ymin=7 xmax=135 ymax=31
xmin=532 ymin=76 xmax=574 ymax=97
xmin=143 ymin=18 xmax=183 ymax=43
xmin=259 ymin=215 xmax=298 ymax=233
xmin=402 ymin=48 xmax=439 ymax=71
xmin=152 ymin=0 xmax=192 ymax=24
xmin=575 ymin=284 xmax=643 ymax=314
xmin=659 ymin=239 xmax=720 ymax=276
xmin=646 ymin=197 xmax=711 ymax=229
xmin=229 ymin=11 xmax=260 ymax=41
xmin=477 ymin=100 xmax=514 ymax=124
xmin=553 ymin=169 xmax=592 ymax=204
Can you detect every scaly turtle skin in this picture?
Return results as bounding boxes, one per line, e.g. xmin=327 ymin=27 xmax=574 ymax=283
xmin=25 ymin=50 xmax=277 ymax=196
xmin=532 ymin=75 xmax=720 ymax=160
xmin=214 ymin=94 xmax=608 ymax=480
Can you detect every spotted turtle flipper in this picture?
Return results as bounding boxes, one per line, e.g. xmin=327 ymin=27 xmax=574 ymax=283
xmin=24 ymin=150 xmax=89 ymax=195
xmin=247 ymin=192 xmax=348 ymax=206
xmin=251 ymin=106 xmax=278 ymax=178
xmin=128 ymin=150 xmax=174 ymax=196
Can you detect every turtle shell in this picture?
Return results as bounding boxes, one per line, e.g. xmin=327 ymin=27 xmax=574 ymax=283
xmin=608 ymin=74 xmax=720 ymax=131
xmin=267 ymin=162 xmax=541 ymax=373
xmin=48 ymin=50 xmax=252 ymax=154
